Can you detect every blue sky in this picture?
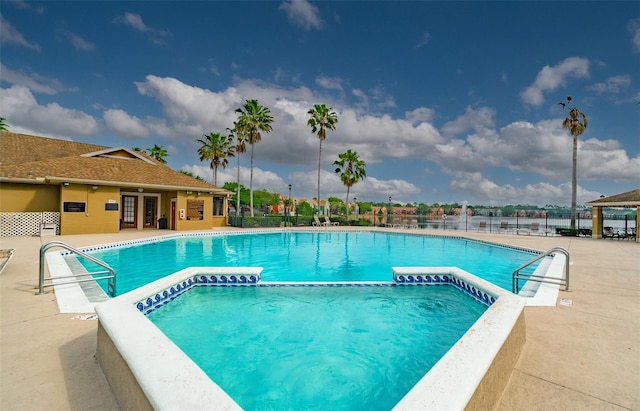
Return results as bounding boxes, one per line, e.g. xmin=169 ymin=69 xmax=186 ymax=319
xmin=1 ymin=0 xmax=639 ymax=206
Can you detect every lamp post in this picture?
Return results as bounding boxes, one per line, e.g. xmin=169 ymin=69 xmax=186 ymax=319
xmin=388 ymin=196 xmax=392 ymax=226
xmin=443 ymin=213 xmax=447 ymax=231
xmin=287 ymin=184 xmax=292 ymax=227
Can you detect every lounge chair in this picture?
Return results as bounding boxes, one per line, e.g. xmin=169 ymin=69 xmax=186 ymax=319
xmin=477 ymin=221 xmax=487 ymax=232
xmin=603 ymin=227 xmax=616 ymax=239
xmin=324 ymin=215 xmax=339 ymax=226
xmin=517 ymin=225 xmax=530 ymax=235
xmin=312 ymin=215 xmax=327 ymax=227
xmin=529 ymin=222 xmax=541 ymax=236
xmin=499 ymin=221 xmax=509 ymax=234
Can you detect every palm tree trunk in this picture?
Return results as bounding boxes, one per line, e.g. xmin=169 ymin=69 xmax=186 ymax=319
xmin=236 ymin=154 xmax=241 ymax=218
xmin=317 ymin=139 xmax=322 ymax=215
xmin=570 ymin=136 xmax=578 ymax=229
xmin=213 ymin=167 xmax=217 ymax=186
xmin=250 ymin=143 xmax=255 ymax=217
xmin=345 ymin=186 xmax=350 ymax=220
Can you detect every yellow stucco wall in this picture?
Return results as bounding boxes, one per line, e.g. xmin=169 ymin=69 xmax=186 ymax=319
xmin=0 ymin=183 xmax=59 ymax=211
xmin=60 ymin=184 xmax=121 ymax=235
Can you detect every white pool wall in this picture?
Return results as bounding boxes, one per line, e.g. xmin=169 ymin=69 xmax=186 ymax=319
xmin=391 ymin=267 xmax=526 ymax=410
xmin=95 ymin=267 xmax=261 ymax=411
xmin=96 ymin=265 xmax=525 ymax=411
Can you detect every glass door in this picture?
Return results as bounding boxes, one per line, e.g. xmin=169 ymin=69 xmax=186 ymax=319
xmin=144 ymin=196 xmax=157 ymax=228
xmin=121 ymin=196 xmax=137 ymax=229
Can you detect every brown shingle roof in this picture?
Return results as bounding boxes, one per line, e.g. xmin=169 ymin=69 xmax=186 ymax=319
xmin=0 ymin=132 xmax=231 ymax=194
xmin=585 ymin=189 xmax=640 ymax=207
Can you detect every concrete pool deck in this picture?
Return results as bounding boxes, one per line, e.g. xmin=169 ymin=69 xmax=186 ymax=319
xmin=1 ymin=228 xmax=638 ymax=410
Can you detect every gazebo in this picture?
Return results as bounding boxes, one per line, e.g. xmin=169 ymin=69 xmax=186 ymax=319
xmin=585 ymin=189 xmax=640 ymax=242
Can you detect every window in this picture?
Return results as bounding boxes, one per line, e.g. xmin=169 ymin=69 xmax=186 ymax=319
xmin=186 ymin=199 xmax=204 ymax=221
xmin=213 ymin=197 xmax=224 ymax=216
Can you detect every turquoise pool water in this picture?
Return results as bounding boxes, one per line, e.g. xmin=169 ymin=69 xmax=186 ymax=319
xmin=147 ymin=284 xmax=487 ymax=410
xmin=80 ymin=231 xmax=540 ymax=296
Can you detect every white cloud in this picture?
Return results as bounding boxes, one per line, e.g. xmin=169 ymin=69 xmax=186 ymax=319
xmin=520 ymin=57 xmax=590 ymax=106
xmin=315 ymin=75 xmax=343 ymax=91
xmin=627 ymin=18 xmax=640 ymax=53
xmin=61 ymin=30 xmax=95 ymax=51
xmin=104 ymin=109 xmax=149 ymax=138
xmin=279 ymin=0 xmax=322 ymax=30
xmin=113 ymin=12 xmax=170 ymax=44
xmin=0 ymin=85 xmax=99 ymax=137
xmin=441 ymin=106 xmax=495 ymax=137
xmin=449 ymin=172 xmax=601 ymax=206
xmin=0 ymin=14 xmax=40 ymax=52
xmin=414 ymin=32 xmax=431 ymax=49
xmin=125 ymin=75 xmax=637 ymax=205
xmin=586 ymin=75 xmax=632 ymax=94
xmin=0 ymin=64 xmax=62 ymax=94
xmin=405 ymin=107 xmax=435 ymax=124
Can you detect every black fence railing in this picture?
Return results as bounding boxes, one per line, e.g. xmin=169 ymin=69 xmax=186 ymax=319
xmin=227 ymin=212 xmax=636 ymax=238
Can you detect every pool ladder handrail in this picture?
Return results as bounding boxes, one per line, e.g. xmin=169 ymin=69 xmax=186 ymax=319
xmin=512 ymin=247 xmax=570 ymax=294
xmin=38 ymin=240 xmax=116 ymax=297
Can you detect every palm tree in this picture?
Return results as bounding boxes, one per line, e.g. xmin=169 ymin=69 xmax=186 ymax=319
xmin=196 ymin=132 xmax=235 ymax=186
xmin=228 ymin=121 xmax=247 ymax=217
xmin=333 ymin=149 xmax=366 ymax=220
xmin=560 ymin=96 xmax=588 ymax=230
xmin=307 ymin=104 xmax=338 ymax=215
xmin=0 ymin=117 xmax=9 ymax=132
xmin=146 ymin=144 xmax=168 ymax=164
xmin=179 ymin=170 xmax=206 ymax=181
xmin=235 ymin=99 xmax=274 ymax=217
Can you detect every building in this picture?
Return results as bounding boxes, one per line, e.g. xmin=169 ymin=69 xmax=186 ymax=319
xmin=585 ymin=189 xmax=639 ymax=242
xmin=0 ymin=132 xmax=232 ymax=236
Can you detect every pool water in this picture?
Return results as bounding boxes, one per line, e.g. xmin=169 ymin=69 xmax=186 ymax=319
xmin=80 ymin=231 xmax=539 ymax=296
xmin=147 ymin=284 xmax=487 ymax=410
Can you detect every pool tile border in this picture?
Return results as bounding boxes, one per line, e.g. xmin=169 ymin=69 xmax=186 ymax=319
xmin=133 ymin=267 xmax=500 ymax=316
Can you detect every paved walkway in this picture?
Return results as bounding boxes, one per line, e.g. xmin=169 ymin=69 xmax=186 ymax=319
xmin=1 ymin=229 xmax=638 ymax=410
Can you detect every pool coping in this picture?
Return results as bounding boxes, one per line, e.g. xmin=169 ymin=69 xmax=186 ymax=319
xmin=45 ymin=228 xmax=562 ymax=312
xmin=94 ymin=265 xmax=525 ymax=411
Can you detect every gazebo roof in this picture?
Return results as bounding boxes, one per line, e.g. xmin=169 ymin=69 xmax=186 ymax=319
xmin=585 ymin=189 xmax=640 ymax=207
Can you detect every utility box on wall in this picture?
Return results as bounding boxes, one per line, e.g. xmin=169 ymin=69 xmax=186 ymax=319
xmin=40 ymin=223 xmax=58 ymax=236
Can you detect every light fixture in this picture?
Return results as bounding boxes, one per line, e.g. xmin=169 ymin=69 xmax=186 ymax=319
xmin=208 ymin=191 xmax=213 ymax=195
xmin=197 ymin=191 xmax=202 ymax=196
xmin=138 ymin=188 xmax=144 ymax=193
xmin=62 ymin=182 xmax=69 ymax=187
xmin=91 ymin=185 xmax=99 ymax=191
xmin=186 ymin=191 xmax=193 ymax=195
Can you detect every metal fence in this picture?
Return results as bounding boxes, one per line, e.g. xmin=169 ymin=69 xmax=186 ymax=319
xmin=227 ymin=212 xmax=636 ymax=237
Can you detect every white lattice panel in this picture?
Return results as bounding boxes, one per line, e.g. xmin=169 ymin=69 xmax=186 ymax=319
xmin=0 ymin=212 xmax=61 ymax=237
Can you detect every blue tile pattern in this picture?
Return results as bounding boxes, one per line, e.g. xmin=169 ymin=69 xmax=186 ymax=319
xmin=136 ymin=271 xmax=497 ymax=316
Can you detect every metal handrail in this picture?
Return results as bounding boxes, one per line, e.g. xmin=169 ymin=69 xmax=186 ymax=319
xmin=512 ymin=247 xmax=569 ymax=294
xmin=38 ymin=241 xmax=116 ymax=297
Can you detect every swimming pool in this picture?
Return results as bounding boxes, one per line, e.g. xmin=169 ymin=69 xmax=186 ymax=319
xmin=94 ymin=264 xmax=526 ymax=410
xmin=147 ymin=284 xmax=487 ymax=410
xmin=77 ymin=230 xmax=543 ymax=296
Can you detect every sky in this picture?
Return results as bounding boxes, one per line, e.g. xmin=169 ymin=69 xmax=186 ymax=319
xmin=1 ymin=0 xmax=639 ymax=207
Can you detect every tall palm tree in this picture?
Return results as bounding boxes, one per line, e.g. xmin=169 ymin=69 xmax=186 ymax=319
xmin=333 ymin=149 xmax=366 ymax=220
xmin=228 ymin=121 xmax=247 ymax=216
xmin=0 ymin=117 xmax=9 ymax=132
xmin=560 ymin=96 xmax=588 ymax=230
xmin=196 ymin=132 xmax=235 ymax=186
xmin=307 ymin=104 xmax=338 ymax=215
xmin=146 ymin=144 xmax=168 ymax=164
xmin=235 ymin=99 xmax=274 ymax=217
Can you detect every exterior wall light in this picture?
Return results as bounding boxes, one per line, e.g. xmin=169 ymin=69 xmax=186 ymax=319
xmin=138 ymin=188 xmax=144 ymax=193
xmin=92 ymin=185 xmax=99 ymax=191
xmin=62 ymin=182 xmax=70 ymax=187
